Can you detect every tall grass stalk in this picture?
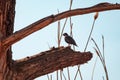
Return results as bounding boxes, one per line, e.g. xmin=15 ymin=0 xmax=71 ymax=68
xmin=69 ymin=0 xmax=82 ymax=79
xmin=62 ymin=71 xmax=67 ymax=80
xmin=47 ymin=74 xmax=50 ymax=80
xmin=56 ymin=71 xmax=59 ymax=80
xmin=69 ymin=0 xmax=73 ymax=10
xmin=92 ymin=37 xmax=109 ymax=80
xmin=102 ymin=35 xmax=105 ymax=63
xmin=57 ymin=9 xmax=60 ymax=80
xmin=59 ymin=18 xmax=68 ymax=44
xmin=66 ymin=1 xmax=73 ymax=80
xmin=67 ymin=67 xmax=71 ymax=80
xmin=57 ymin=17 xmax=60 ymax=47
xmin=74 ymin=12 xmax=98 ymax=80
xmin=57 ymin=14 xmax=68 ymax=80
xmin=50 ymin=75 xmax=52 ymax=80
xmin=84 ymin=19 xmax=96 ymax=51
xmin=60 ymin=70 xmax=62 ymax=80
xmin=74 ymin=67 xmax=83 ymax=80
xmin=91 ymin=57 xmax=98 ymax=80
xmin=59 ymin=17 xmax=68 ymax=80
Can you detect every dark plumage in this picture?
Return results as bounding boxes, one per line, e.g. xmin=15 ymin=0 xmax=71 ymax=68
xmin=63 ymin=33 xmax=78 ymax=46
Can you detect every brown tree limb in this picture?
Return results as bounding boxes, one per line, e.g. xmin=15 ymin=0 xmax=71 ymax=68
xmin=2 ymin=2 xmax=120 ymax=49
xmin=13 ymin=47 xmax=93 ymax=80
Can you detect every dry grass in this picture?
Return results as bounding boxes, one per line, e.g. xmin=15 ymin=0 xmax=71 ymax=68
xmin=46 ymin=1 xmax=109 ymax=79
xmin=91 ymin=37 xmax=109 ymax=80
xmin=56 ymin=1 xmax=73 ymax=80
xmin=74 ymin=12 xmax=99 ymax=80
xmin=91 ymin=57 xmax=98 ymax=80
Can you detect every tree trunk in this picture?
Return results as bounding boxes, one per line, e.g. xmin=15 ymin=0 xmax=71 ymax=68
xmin=0 ymin=0 xmax=15 ymax=80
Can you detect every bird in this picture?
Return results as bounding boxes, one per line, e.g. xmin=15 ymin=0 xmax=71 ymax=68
xmin=63 ymin=33 xmax=78 ymax=46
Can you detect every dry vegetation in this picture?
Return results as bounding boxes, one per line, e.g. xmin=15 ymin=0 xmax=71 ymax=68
xmin=46 ymin=1 xmax=109 ymax=80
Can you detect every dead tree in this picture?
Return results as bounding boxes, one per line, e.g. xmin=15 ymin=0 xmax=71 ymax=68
xmin=0 ymin=0 xmax=120 ymax=79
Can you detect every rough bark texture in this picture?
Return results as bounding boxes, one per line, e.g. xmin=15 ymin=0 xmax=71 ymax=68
xmin=13 ymin=47 xmax=92 ymax=80
xmin=0 ymin=1 xmax=120 ymax=80
xmin=0 ymin=0 xmax=15 ymax=80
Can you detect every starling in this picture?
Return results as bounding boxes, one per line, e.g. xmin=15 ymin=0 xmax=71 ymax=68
xmin=63 ymin=33 xmax=78 ymax=46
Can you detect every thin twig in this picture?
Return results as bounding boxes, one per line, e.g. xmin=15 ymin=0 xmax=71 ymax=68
xmin=67 ymin=67 xmax=71 ymax=80
xmin=102 ymin=35 xmax=105 ymax=63
xmin=91 ymin=38 xmax=103 ymax=63
xmin=78 ymin=68 xmax=83 ymax=80
xmin=60 ymin=70 xmax=62 ymax=80
xmin=92 ymin=38 xmax=109 ymax=80
xmin=74 ymin=67 xmax=83 ymax=80
xmin=57 ymin=10 xmax=60 ymax=80
xmin=69 ymin=0 xmax=73 ymax=10
xmin=66 ymin=1 xmax=74 ymax=80
xmin=62 ymin=71 xmax=67 ymax=80
xmin=91 ymin=57 xmax=98 ymax=80
xmin=84 ymin=19 xmax=96 ymax=51
xmin=58 ymin=20 xmax=60 ymax=47
xmin=74 ymin=68 xmax=78 ymax=80
xmin=75 ymin=13 xmax=97 ymax=80
xmin=59 ymin=18 xmax=68 ymax=44
xmin=47 ymin=74 xmax=50 ymax=80
xmin=50 ymin=75 xmax=52 ymax=80
xmin=56 ymin=71 xmax=59 ymax=80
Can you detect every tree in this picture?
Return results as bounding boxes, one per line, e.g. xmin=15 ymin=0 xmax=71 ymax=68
xmin=0 ymin=0 xmax=120 ymax=80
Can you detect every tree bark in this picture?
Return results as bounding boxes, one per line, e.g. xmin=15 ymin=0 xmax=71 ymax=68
xmin=0 ymin=0 xmax=15 ymax=80
xmin=2 ymin=3 xmax=120 ymax=49
xmin=13 ymin=47 xmax=92 ymax=80
xmin=0 ymin=1 xmax=120 ymax=80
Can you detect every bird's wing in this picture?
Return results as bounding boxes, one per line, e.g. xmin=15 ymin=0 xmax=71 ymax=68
xmin=65 ymin=36 xmax=77 ymax=46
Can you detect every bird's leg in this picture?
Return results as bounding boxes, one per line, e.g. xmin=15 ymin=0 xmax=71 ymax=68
xmin=68 ymin=44 xmax=71 ymax=47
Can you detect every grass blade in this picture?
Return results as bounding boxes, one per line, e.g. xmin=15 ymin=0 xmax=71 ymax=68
xmin=102 ymin=35 xmax=105 ymax=63
xmin=91 ymin=57 xmax=98 ymax=80
xmin=92 ymin=37 xmax=109 ymax=80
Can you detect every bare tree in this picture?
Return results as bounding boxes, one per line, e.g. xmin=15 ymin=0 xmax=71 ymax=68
xmin=0 ymin=0 xmax=120 ymax=80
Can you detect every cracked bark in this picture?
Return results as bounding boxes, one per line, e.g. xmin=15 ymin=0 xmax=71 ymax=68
xmin=13 ymin=47 xmax=92 ymax=80
xmin=0 ymin=1 xmax=120 ymax=80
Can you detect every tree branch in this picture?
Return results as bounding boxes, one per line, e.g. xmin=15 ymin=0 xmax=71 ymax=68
xmin=13 ymin=47 xmax=92 ymax=80
xmin=2 ymin=2 xmax=120 ymax=48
